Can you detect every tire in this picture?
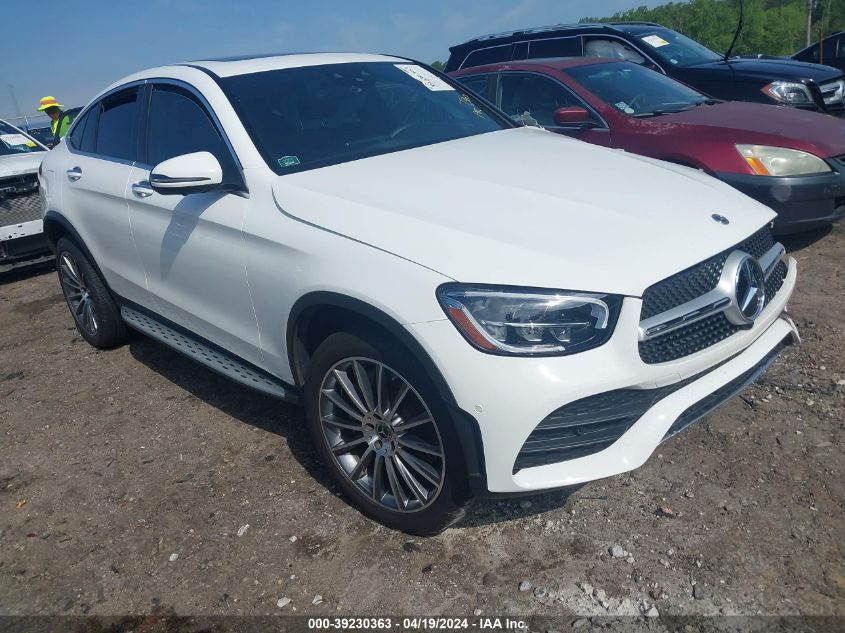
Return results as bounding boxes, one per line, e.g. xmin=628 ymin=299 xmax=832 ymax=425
xmin=304 ymin=330 xmax=475 ymax=535
xmin=56 ymin=237 xmax=127 ymax=349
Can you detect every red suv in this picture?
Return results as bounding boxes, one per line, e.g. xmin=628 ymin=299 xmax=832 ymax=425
xmin=451 ymin=58 xmax=845 ymax=234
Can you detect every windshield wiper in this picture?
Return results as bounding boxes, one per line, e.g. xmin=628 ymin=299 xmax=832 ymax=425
xmin=632 ymin=106 xmax=694 ymax=118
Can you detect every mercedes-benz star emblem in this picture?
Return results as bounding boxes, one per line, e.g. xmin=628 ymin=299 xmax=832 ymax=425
xmin=721 ymin=251 xmax=766 ymax=325
xmin=712 ymin=214 xmax=730 ymax=225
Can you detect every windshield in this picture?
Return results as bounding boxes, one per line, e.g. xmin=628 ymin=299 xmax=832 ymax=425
xmin=0 ymin=121 xmax=45 ymax=156
xmin=631 ymin=28 xmax=722 ymax=67
xmin=567 ymin=61 xmax=708 ymax=117
xmin=221 ymin=62 xmax=508 ymax=174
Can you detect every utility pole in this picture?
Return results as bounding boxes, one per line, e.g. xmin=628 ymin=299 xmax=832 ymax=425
xmin=806 ymin=0 xmax=812 ymax=47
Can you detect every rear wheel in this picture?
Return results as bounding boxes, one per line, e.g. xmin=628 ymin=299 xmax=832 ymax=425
xmin=305 ymin=330 xmax=474 ymax=534
xmin=56 ymin=238 xmax=127 ymax=349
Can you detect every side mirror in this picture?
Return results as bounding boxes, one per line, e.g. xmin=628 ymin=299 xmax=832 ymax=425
xmin=553 ymin=106 xmax=591 ymax=126
xmin=150 ymin=151 xmax=223 ymax=196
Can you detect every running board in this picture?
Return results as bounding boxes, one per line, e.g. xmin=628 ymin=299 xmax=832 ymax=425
xmin=120 ymin=306 xmax=297 ymax=402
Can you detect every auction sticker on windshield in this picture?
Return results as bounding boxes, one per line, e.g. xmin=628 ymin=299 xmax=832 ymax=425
xmin=0 ymin=133 xmax=36 ymax=148
xmin=642 ymin=35 xmax=670 ymax=48
xmin=394 ymin=64 xmax=454 ymax=91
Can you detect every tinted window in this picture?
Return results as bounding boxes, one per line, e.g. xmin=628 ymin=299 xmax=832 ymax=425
xmin=528 ymin=37 xmax=583 ymax=59
xmin=821 ymin=35 xmax=841 ymax=61
xmin=222 ymin=62 xmax=506 ymax=174
xmin=499 ymin=74 xmax=582 ymax=126
xmin=584 ymin=39 xmax=646 ymax=64
xmin=69 ymin=107 xmax=98 ymax=153
xmin=146 ymin=86 xmax=231 ymax=169
xmin=793 ymin=44 xmax=817 ymax=63
xmin=457 ymin=75 xmax=490 ymax=100
xmin=462 ymin=45 xmax=511 ymax=68
xmin=95 ymin=90 xmax=139 ymax=161
xmin=512 ymin=41 xmax=529 ymax=61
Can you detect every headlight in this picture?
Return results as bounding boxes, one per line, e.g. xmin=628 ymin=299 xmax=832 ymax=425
xmin=761 ymin=81 xmax=813 ymax=105
xmin=736 ymin=144 xmax=831 ymax=176
xmin=437 ymin=284 xmax=623 ymax=356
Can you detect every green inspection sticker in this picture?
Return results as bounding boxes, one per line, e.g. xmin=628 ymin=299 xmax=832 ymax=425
xmin=278 ymin=155 xmax=301 ymax=168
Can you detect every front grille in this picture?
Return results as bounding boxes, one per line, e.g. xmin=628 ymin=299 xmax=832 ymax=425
xmin=0 ymin=174 xmax=41 ymax=226
xmin=820 ymin=79 xmax=845 ymax=106
xmin=638 ymin=227 xmax=786 ymax=364
xmin=640 ymin=259 xmax=787 ymax=364
xmin=641 ymin=227 xmax=773 ymax=320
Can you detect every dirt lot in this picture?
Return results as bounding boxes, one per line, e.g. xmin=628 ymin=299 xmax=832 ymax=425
xmin=0 ymin=225 xmax=843 ymax=625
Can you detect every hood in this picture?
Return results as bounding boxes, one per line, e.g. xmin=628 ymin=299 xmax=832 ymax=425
xmin=659 ymin=101 xmax=845 ymax=157
xmin=685 ymin=57 xmax=842 ymax=83
xmin=0 ymin=152 xmax=45 ymax=178
xmin=271 ymin=127 xmax=775 ymax=296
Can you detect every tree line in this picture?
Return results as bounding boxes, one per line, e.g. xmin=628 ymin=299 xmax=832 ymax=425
xmin=581 ymin=0 xmax=844 ymax=56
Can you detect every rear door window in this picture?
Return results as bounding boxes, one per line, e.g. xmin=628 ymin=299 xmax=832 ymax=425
xmin=69 ymin=107 xmax=99 ymax=154
xmin=462 ymin=44 xmax=512 ymax=69
xmin=528 ymin=37 xmax=583 ymax=59
xmin=94 ymin=89 xmax=140 ymax=162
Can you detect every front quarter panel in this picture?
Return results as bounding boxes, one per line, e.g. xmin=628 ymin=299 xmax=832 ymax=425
xmin=240 ymin=167 xmax=453 ymax=383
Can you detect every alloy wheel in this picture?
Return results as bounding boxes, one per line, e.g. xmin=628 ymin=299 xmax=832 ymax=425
xmin=318 ymin=357 xmax=445 ymax=513
xmin=59 ymin=252 xmax=98 ymax=335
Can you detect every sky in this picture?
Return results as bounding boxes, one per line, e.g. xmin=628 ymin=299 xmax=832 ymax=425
xmin=0 ymin=0 xmax=664 ymax=124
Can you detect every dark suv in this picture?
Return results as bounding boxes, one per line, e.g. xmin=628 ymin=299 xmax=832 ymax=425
xmin=445 ymin=22 xmax=845 ymax=117
xmin=793 ymin=32 xmax=845 ymax=73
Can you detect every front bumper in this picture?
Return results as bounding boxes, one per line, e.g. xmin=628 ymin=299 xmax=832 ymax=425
xmin=715 ymin=169 xmax=845 ymax=234
xmin=406 ymin=256 xmax=798 ymax=494
xmin=0 ymin=219 xmax=52 ymax=272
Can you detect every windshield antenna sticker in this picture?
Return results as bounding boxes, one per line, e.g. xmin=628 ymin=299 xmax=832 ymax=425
xmin=278 ymin=156 xmax=301 ymax=168
xmin=394 ymin=64 xmax=454 ymax=91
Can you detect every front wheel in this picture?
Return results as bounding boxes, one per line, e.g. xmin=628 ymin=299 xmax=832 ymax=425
xmin=304 ymin=331 xmax=474 ymax=535
xmin=56 ymin=237 xmax=127 ymax=349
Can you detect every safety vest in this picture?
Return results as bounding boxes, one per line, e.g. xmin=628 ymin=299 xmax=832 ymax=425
xmin=51 ymin=112 xmax=72 ymax=140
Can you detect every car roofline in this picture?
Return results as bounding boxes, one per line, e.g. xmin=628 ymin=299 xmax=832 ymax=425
xmin=450 ymin=57 xmax=621 ymax=74
xmin=454 ymin=21 xmax=667 ymax=47
xmin=181 ymin=52 xmax=412 ymax=77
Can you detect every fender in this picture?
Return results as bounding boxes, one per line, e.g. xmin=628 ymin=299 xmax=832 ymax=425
xmin=43 ymin=210 xmax=90 ymax=255
xmin=287 ymin=291 xmax=489 ymax=495
xmin=43 ymin=210 xmax=121 ymax=302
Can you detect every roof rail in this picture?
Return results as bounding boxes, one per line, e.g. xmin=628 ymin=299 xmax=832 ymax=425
xmin=458 ymin=22 xmax=612 ymax=46
xmin=608 ymin=21 xmax=664 ymax=27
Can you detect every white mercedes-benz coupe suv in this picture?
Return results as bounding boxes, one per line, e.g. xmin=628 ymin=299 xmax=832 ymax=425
xmin=39 ymin=53 xmax=798 ymax=534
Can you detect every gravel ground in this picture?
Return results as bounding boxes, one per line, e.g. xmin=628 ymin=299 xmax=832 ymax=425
xmin=0 ymin=225 xmax=843 ymax=624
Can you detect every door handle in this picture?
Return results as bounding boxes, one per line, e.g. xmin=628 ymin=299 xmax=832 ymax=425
xmin=66 ymin=167 xmax=82 ymax=182
xmin=131 ymin=181 xmax=154 ymax=198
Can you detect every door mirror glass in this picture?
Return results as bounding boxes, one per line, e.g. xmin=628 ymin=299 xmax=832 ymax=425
xmin=149 ymin=151 xmax=223 ymax=195
xmin=553 ymin=106 xmax=591 ymax=126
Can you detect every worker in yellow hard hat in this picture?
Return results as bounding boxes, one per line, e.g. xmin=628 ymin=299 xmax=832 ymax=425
xmin=37 ymin=96 xmax=72 ymax=147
